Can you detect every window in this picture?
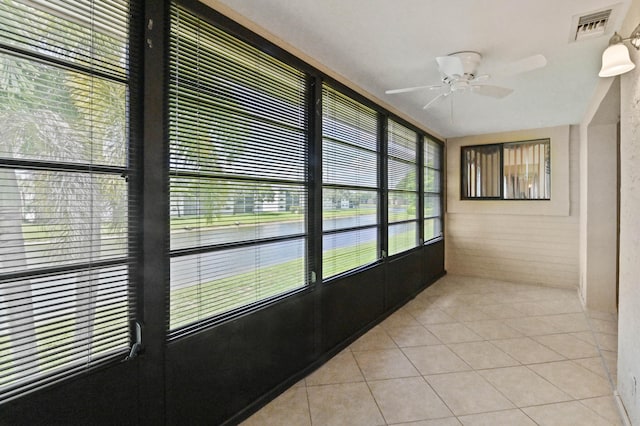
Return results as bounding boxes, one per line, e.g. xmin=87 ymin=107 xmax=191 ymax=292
xmin=461 ymin=144 xmax=501 ymax=198
xmin=169 ymin=4 xmax=308 ymax=332
xmin=0 ymin=0 xmax=136 ymax=401
xmin=424 ymin=138 xmax=443 ymax=241
xmin=387 ymin=120 xmax=419 ymax=255
xmin=461 ymin=139 xmax=550 ymax=200
xmin=322 ymin=85 xmax=379 ymax=278
xmin=504 ymin=140 xmax=550 ymax=199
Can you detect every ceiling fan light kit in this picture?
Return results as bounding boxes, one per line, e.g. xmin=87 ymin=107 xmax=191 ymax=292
xmin=386 ymin=50 xmax=546 ymax=110
xmin=599 ymin=22 xmax=640 ymax=77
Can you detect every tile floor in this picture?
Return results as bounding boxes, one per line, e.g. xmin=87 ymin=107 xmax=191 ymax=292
xmin=241 ymin=275 xmax=621 ymax=425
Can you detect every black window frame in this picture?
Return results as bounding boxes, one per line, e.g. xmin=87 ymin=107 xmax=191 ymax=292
xmin=423 ymin=137 xmax=444 ymax=243
xmin=0 ymin=0 xmax=141 ymax=402
xmin=461 ymin=139 xmax=551 ymax=201
xmin=167 ymin=2 xmax=312 ymax=337
xmin=386 ymin=119 xmax=420 ymax=256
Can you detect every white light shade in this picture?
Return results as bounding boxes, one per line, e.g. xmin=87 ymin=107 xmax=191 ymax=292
xmin=599 ymin=43 xmax=636 ymax=77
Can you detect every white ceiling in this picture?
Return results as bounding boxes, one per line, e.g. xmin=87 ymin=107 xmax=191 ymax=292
xmin=209 ymin=0 xmax=631 ymax=138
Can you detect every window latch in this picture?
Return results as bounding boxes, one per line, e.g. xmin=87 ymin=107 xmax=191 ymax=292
xmin=126 ymin=321 xmax=142 ymax=360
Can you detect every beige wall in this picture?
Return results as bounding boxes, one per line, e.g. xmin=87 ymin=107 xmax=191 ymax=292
xmin=445 ymin=125 xmax=580 ymax=288
xmin=617 ymin=0 xmax=640 ymax=421
xmin=578 ymin=78 xmax=620 ymax=312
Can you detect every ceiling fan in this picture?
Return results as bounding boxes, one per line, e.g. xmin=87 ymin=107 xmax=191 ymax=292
xmin=385 ymin=51 xmax=547 ymax=109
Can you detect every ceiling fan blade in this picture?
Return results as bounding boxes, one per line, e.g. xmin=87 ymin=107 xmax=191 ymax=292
xmin=472 ymin=84 xmax=513 ymax=98
xmin=385 ymin=84 xmax=443 ymax=95
xmin=422 ymin=93 xmax=448 ymax=109
xmin=436 ymin=55 xmax=464 ymax=77
xmin=499 ymin=54 xmax=547 ymax=76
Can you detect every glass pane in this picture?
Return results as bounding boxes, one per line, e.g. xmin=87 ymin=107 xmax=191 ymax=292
xmin=170 ymin=238 xmax=306 ymax=329
xmin=322 ymin=86 xmax=377 ymax=152
xmin=424 ymin=194 xmax=441 ymax=218
xmin=170 ymin=178 xmax=305 ymax=250
xmin=323 ymin=228 xmax=377 ymax=278
xmin=0 ymin=264 xmax=131 ymax=392
xmin=424 ymin=218 xmax=442 ymax=241
xmin=322 ymin=189 xmax=377 ymax=231
xmin=503 ymin=139 xmax=550 ymax=199
xmin=388 ymin=158 xmax=416 ymax=191
xmin=388 ymin=120 xmax=417 ymax=162
xmin=424 ymin=168 xmax=441 ymax=193
xmin=0 ymin=1 xmax=129 ymax=78
xmin=0 ymin=169 xmax=128 ymax=274
xmin=389 ymin=222 xmax=417 ymax=256
xmin=389 ymin=191 xmax=417 ymax=223
xmin=0 ymin=53 xmax=127 ymax=167
xmin=461 ymin=144 xmax=500 ymax=198
xmin=322 ymin=140 xmax=378 ymax=188
xmin=425 ymin=139 xmax=441 ymax=170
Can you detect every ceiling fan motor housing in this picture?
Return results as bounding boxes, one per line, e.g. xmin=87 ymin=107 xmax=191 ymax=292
xmin=446 ymin=51 xmax=482 ymax=79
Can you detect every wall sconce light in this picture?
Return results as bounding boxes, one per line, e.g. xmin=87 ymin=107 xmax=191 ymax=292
xmin=599 ymin=23 xmax=640 ymax=77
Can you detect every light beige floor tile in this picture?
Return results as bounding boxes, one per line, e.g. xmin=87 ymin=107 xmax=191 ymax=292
xmin=579 ymin=395 xmax=622 ymax=424
xmin=575 ymin=357 xmax=610 ymax=379
xmin=600 ymin=350 xmax=618 ymax=383
xmin=451 ymin=293 xmax=502 ymax=306
xmin=589 ymin=318 xmax=618 ymax=335
xmin=412 ymin=308 xmax=457 ymax=325
xmin=292 ymin=379 xmax=306 ymax=388
xmin=490 ymin=291 xmax=536 ymax=304
xmin=369 ymin=377 xmax=452 ymax=424
xmin=428 ymin=294 xmax=465 ymax=309
xmin=463 ymin=320 xmax=523 ymax=339
xmin=519 ymin=288 xmax=578 ymax=303
xmin=571 ymin=331 xmax=598 ymax=345
xmin=534 ymin=299 xmax=584 ymax=314
xmin=478 ymin=366 xmax=572 ymax=407
xmin=523 ymin=401 xmax=612 ymax=426
xmin=443 ymin=306 xmax=492 ymax=322
xmin=477 ymin=303 xmax=527 ymax=319
xmin=403 ymin=345 xmax=471 ymax=375
xmin=533 ymin=333 xmax=600 ymax=359
xmin=305 ymin=350 xmax=364 ymax=386
xmin=426 ymin=371 xmax=514 ymax=416
xmin=528 ymin=360 xmax=613 ymax=399
xmin=490 ymin=337 xmax=565 ymax=364
xmin=353 ymin=348 xmax=419 ymax=380
xmin=505 ymin=317 xmax=561 ymax=336
xmin=350 ymin=327 xmax=397 ymax=351
xmin=587 ymin=310 xmax=617 ymax=321
xmin=387 ymin=325 xmax=441 ymax=347
xmin=542 ymin=313 xmax=591 ymax=332
xmin=381 ymin=309 xmax=423 ymax=329
xmin=594 ymin=332 xmax=618 ymax=352
xmin=426 ymin=323 xmax=483 ymax=343
xmin=389 ymin=419 xmax=462 ymax=426
xmin=241 ymin=387 xmax=310 ymax=426
xmin=406 ymin=297 xmax=438 ymax=312
xmin=458 ymin=409 xmax=537 ymax=425
xmin=448 ymin=341 xmax=519 ymax=370
xmin=510 ymin=302 xmax=554 ymax=316
xmin=307 ymin=382 xmax=385 ymax=426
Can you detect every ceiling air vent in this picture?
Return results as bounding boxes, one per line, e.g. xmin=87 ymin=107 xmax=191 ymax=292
xmin=572 ymin=9 xmax=612 ymax=41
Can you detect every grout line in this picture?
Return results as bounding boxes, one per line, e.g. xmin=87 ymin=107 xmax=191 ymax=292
xmin=303 ymin=380 xmax=313 ymax=426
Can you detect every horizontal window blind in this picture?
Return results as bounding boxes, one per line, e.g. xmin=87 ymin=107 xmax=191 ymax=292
xmin=169 ymin=3 xmax=308 ymax=334
xmin=0 ymin=0 xmax=135 ymax=401
xmin=322 ymin=85 xmax=379 ymax=278
xmin=424 ymin=138 xmax=443 ymax=241
xmin=504 ymin=139 xmax=550 ymax=200
xmin=388 ymin=120 xmax=418 ymax=255
xmin=461 ymin=144 xmax=501 ymax=198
